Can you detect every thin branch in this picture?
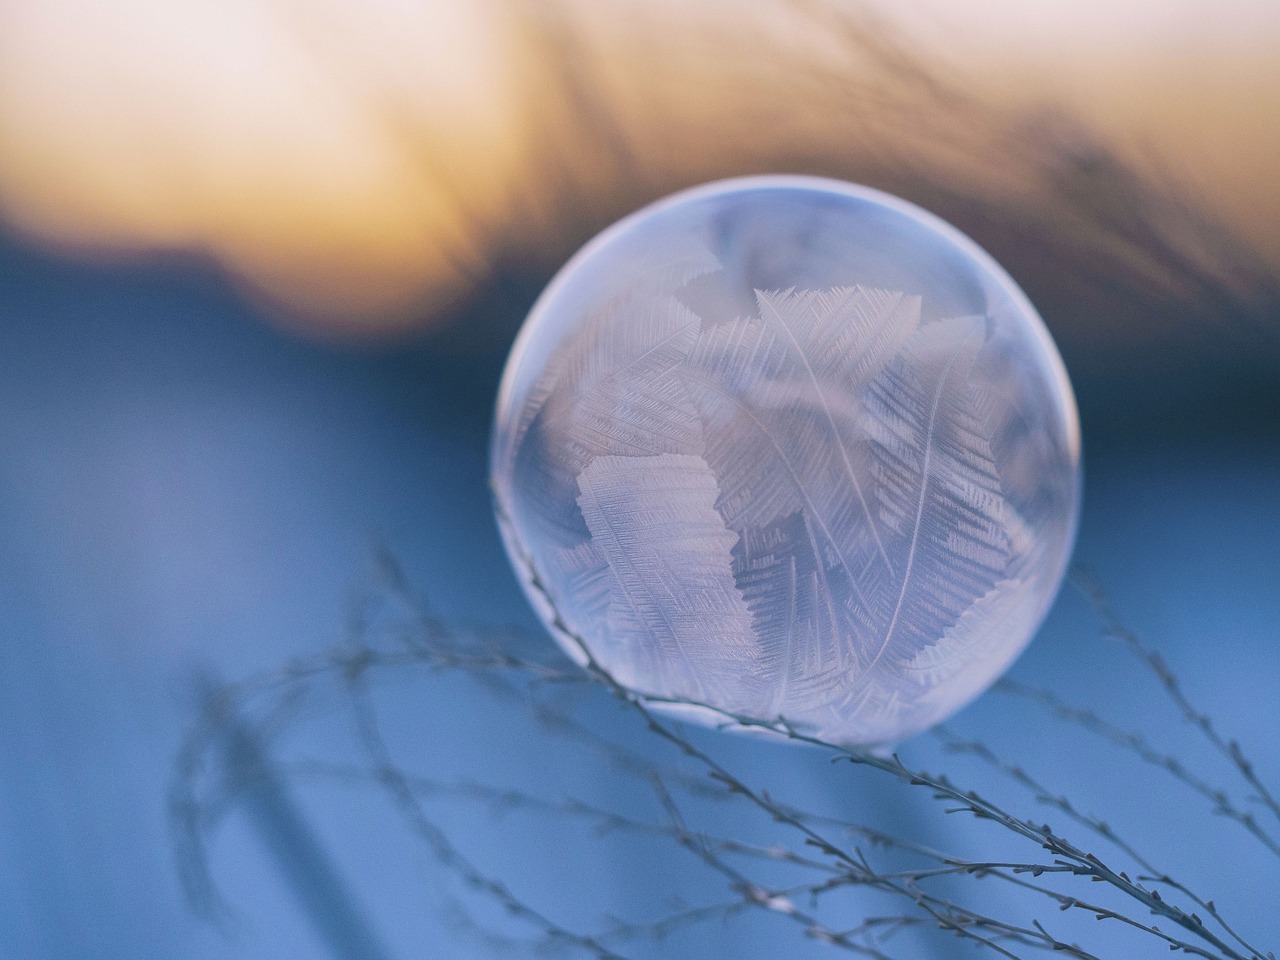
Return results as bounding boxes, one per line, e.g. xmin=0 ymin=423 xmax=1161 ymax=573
xmin=1074 ymin=569 xmax=1280 ymax=829
xmin=507 ymin=528 xmax=1262 ymax=960
xmin=343 ymin=657 xmax=637 ymax=960
xmin=995 ymin=677 xmax=1280 ymax=860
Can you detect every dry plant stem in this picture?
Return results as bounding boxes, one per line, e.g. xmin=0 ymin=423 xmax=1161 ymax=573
xmin=284 ymin=758 xmax=841 ymax=875
xmin=282 ymin=758 xmax=915 ymax=957
xmin=635 ymin=684 xmax=1253 ymax=960
xmin=179 ymin=606 xmax=1032 ymax=956
xmin=174 ymin=543 xmax=1276 ymax=960
xmin=993 ymin=677 xmax=1280 ymax=861
xmin=287 ymin=757 xmax=1106 ymax=956
xmin=512 ymin=532 xmax=1266 ymax=960
xmin=650 ymin=773 xmax=1114 ymax=960
xmin=659 ymin=735 xmax=1109 ymax=959
xmin=1073 ymin=570 xmax=1280 ymax=829
xmin=342 ymin=661 xmax=637 ymax=960
xmin=328 ymin=660 xmax=964 ymax=958
xmin=635 ymin=701 xmax=1204 ymax=960
xmin=933 ymin=724 xmax=1165 ymax=875
xmin=171 ymin=699 xmax=232 ymax=919
xmin=931 ymin=729 xmax=1271 ymax=960
xmin=645 ymin=776 xmax=907 ymax=960
xmin=189 ymin=612 xmax=1264 ymax=959
xmin=340 ymin=659 xmax=975 ymax=958
xmin=284 ymin=755 xmax=1209 ymax=959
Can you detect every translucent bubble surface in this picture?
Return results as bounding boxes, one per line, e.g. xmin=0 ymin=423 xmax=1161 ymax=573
xmin=491 ymin=176 xmax=1081 ymax=748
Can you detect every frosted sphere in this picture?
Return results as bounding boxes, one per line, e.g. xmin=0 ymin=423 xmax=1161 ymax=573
xmin=491 ymin=176 xmax=1081 ymax=748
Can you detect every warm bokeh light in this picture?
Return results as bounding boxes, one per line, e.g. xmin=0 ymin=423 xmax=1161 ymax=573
xmin=0 ymin=0 xmax=525 ymax=334
xmin=904 ymin=0 xmax=1280 ymax=261
xmin=0 ymin=0 xmax=1277 ymax=337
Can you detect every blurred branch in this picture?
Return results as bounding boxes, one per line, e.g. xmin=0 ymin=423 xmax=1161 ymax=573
xmin=170 ymin=676 xmax=396 ymax=960
xmin=171 ymin=546 xmax=1278 ymax=960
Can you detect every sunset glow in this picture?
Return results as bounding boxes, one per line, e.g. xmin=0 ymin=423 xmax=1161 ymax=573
xmin=1 ymin=0 xmax=1276 ymax=335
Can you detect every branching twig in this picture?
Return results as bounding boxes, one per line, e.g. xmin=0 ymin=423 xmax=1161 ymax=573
xmin=171 ymin=545 xmax=1277 ymax=960
xmin=1074 ymin=569 xmax=1280 ymax=830
xmin=994 ymin=677 xmax=1280 ymax=860
xmin=511 ymin=524 xmax=1265 ymax=960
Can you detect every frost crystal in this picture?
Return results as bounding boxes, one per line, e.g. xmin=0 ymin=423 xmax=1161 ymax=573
xmin=492 ymin=176 xmax=1081 ymax=747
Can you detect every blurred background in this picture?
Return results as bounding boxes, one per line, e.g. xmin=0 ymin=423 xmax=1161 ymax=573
xmin=2 ymin=1 xmax=1279 ymax=957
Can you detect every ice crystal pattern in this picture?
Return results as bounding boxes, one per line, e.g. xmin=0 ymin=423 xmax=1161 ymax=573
xmin=492 ymin=177 xmax=1080 ymax=747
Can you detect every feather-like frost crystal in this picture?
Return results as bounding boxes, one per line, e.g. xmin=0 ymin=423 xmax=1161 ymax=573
xmin=492 ymin=176 xmax=1081 ymax=748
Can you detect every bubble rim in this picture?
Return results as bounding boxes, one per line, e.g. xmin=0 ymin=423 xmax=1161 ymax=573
xmin=489 ymin=174 xmax=1083 ymax=741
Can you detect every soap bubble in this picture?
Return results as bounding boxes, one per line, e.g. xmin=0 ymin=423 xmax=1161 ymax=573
xmin=491 ymin=176 xmax=1081 ymax=748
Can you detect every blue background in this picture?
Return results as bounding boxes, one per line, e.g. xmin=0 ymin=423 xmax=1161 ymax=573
xmin=2 ymin=228 xmax=1277 ymax=958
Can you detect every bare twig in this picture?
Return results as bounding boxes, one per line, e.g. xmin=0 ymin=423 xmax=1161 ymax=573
xmin=995 ymin=677 xmax=1280 ymax=861
xmin=172 ymin=544 xmax=1276 ymax=960
xmin=1074 ymin=569 xmax=1280 ymax=830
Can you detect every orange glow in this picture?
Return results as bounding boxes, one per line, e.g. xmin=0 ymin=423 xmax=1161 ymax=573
xmin=0 ymin=0 xmax=524 ymax=333
xmin=0 ymin=0 xmax=1277 ymax=337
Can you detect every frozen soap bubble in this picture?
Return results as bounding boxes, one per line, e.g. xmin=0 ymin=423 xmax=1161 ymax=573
xmin=491 ymin=176 xmax=1081 ymax=748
